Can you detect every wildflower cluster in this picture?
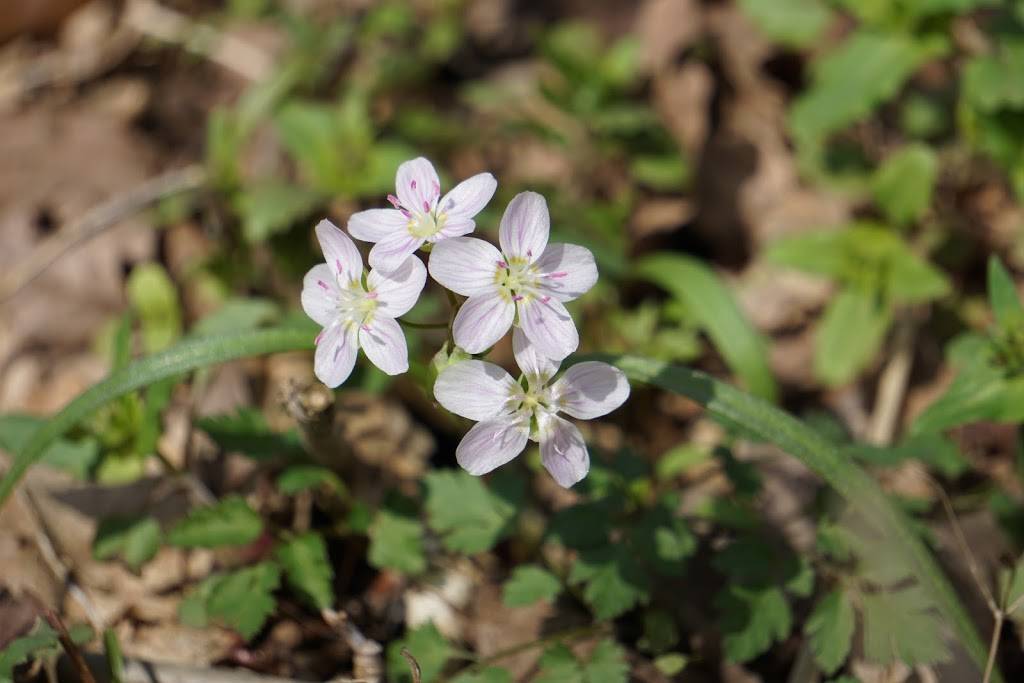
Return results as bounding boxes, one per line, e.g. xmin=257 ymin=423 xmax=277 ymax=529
xmin=301 ymin=157 xmax=629 ymax=487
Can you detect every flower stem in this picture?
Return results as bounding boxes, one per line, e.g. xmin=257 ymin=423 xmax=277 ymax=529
xmin=398 ymin=319 xmax=449 ymax=330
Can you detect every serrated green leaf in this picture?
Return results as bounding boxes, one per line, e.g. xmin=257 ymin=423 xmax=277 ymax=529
xmin=502 ymin=565 xmax=563 ymax=607
xmin=634 ymin=254 xmax=776 ymax=401
xmin=738 ymin=0 xmax=832 ymax=47
xmin=0 ymin=621 xmax=60 ymax=683
xmin=168 ymin=496 xmax=263 ymax=548
xmin=93 ymin=515 xmax=161 ymax=571
xmin=862 ymin=586 xmax=951 ymax=666
xmin=424 ymin=470 xmax=521 ymax=554
xmin=191 ymin=298 xmax=281 ymax=337
xmin=450 ymin=668 xmax=513 ymax=683
xmin=276 ymin=464 xmax=344 ymax=495
xmin=547 ymin=499 xmax=616 ymax=549
xmin=536 ymin=644 xmax=583 ymax=683
xmin=872 ymin=145 xmax=937 ymax=226
xmin=569 ymin=546 xmax=649 ymax=619
xmin=386 ymin=624 xmax=452 ymax=683
xmin=716 ymin=585 xmax=792 ymax=663
xmin=368 ymin=508 xmax=426 ymax=575
xmin=989 ymin=257 xmax=1024 ymax=330
xmin=127 ymin=264 xmax=182 ymax=354
xmin=633 ymin=503 xmax=696 ymax=577
xmin=182 ymin=562 xmax=280 ymax=639
xmin=197 ymin=408 xmax=304 ymax=461
xmin=235 ymin=182 xmax=322 ymax=243
xmin=639 ymin=608 xmax=680 ymax=654
xmin=963 ymin=41 xmax=1024 ymax=112
xmin=276 ymin=532 xmax=334 ymax=610
xmin=815 ymin=287 xmax=891 ymax=386
xmin=582 ymin=639 xmax=628 ymax=683
xmin=806 ymin=589 xmax=855 ymax=674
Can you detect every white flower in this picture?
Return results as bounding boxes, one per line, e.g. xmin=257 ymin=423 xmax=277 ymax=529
xmin=301 ymin=220 xmax=426 ymax=388
xmin=348 ymin=157 xmax=497 ymax=273
xmin=433 ymin=329 xmax=629 ymax=488
xmin=428 ymin=192 xmax=598 ymax=361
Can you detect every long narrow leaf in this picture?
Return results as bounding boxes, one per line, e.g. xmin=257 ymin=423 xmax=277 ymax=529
xmin=602 ymin=354 xmax=998 ymax=682
xmin=0 ymin=326 xmax=314 ymax=505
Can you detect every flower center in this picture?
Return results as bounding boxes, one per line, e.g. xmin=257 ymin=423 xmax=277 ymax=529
xmin=408 ymin=211 xmax=446 ymax=239
xmin=495 ymin=257 xmax=539 ymax=302
xmin=337 ymin=280 xmax=379 ymax=327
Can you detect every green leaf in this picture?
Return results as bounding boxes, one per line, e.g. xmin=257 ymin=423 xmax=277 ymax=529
xmin=988 ymin=257 xmax=1024 ymax=330
xmin=639 ymin=608 xmax=680 ymax=654
xmin=424 ymin=470 xmax=521 ymax=553
xmin=845 ymin=433 xmax=968 ymax=478
xmin=0 ymin=414 xmax=99 ymax=479
xmin=569 ymin=545 xmax=649 ymax=619
xmin=629 ymin=154 xmax=689 ymax=191
xmin=738 ymin=0 xmax=832 ymax=48
xmin=805 ymin=589 xmax=855 ymax=674
xmin=234 ymin=182 xmax=322 ymax=243
xmin=632 ymin=502 xmax=696 ymax=577
xmin=535 ymin=644 xmax=583 ymax=683
xmin=197 ymin=408 xmax=305 ymax=461
xmin=191 ymin=298 xmax=281 ymax=337
xmin=764 ymin=231 xmax=850 ymax=280
xmin=598 ymin=355 xmax=998 ymax=680
xmin=93 ymin=516 xmax=161 ymax=571
xmin=716 ymin=585 xmax=792 ymax=662
xmin=368 ymin=507 xmax=426 ymax=575
xmin=168 ymin=496 xmax=263 ymax=548
xmin=963 ymin=41 xmax=1024 ymax=113
xmin=180 ymin=562 xmax=280 ymax=639
xmin=127 ymin=263 xmax=183 ymax=354
xmin=386 ymin=624 xmax=452 ymax=683
xmin=911 ymin=365 xmax=1024 ymax=433
xmin=450 ymin=668 xmax=513 ymax=683
xmin=276 ymin=464 xmax=345 ymax=495
xmin=502 ymin=565 xmax=563 ymax=607
xmin=0 ymin=621 xmax=60 ymax=683
xmin=635 ymin=254 xmax=776 ymax=401
xmin=871 ymin=145 xmax=937 ymax=226
xmin=815 ymin=287 xmax=891 ymax=387
xmin=275 ymin=103 xmax=349 ymax=193
xmin=582 ymin=639 xmax=628 ymax=683
xmin=276 ymin=532 xmax=334 ymax=610
xmin=861 ymin=586 xmax=951 ymax=666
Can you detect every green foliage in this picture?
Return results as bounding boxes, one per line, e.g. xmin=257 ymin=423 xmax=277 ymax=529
xmin=502 ymin=565 xmax=563 ymax=607
xmin=805 ymin=589 xmax=855 ymax=675
xmin=738 ymin=0 xmax=832 ymax=47
xmin=127 ymin=264 xmax=183 ymax=354
xmin=716 ymin=585 xmax=792 ymax=662
xmin=233 ymin=182 xmax=323 ymax=244
xmin=0 ymin=414 xmax=99 ymax=479
xmin=569 ymin=545 xmax=649 ymax=619
xmin=450 ymin=668 xmax=513 ymax=683
xmin=861 ymin=586 xmax=951 ymax=666
xmin=535 ymin=640 xmax=627 ymax=683
xmin=815 ymin=287 xmax=891 ymax=386
xmin=180 ymin=563 xmax=281 ymax=639
xmin=197 ymin=408 xmax=305 ymax=461
xmin=191 ymin=298 xmax=281 ymax=337
xmin=635 ymin=254 xmax=777 ymax=401
xmin=386 ymin=624 xmax=452 ymax=683
xmin=93 ymin=515 xmax=161 ymax=572
xmin=871 ymin=144 xmax=938 ymax=226
xmin=276 ymin=532 xmax=335 ymax=610
xmin=168 ymin=496 xmax=264 ymax=548
xmin=988 ymin=257 xmax=1024 ymax=330
xmin=424 ymin=469 xmax=523 ymax=554
xmin=0 ymin=621 xmax=61 ymax=683
xmin=276 ymin=464 xmax=345 ymax=495
xmin=369 ymin=506 xmax=427 ymax=575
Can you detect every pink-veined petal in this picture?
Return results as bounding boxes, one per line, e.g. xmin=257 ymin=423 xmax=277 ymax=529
xmin=367 ymin=255 xmax=426 ymax=318
xmin=456 ymin=415 xmax=530 ymax=476
xmin=314 ymin=322 xmax=358 ymax=388
xmin=538 ymin=414 xmax=590 ymax=488
xmin=499 ymin=191 xmax=549 ymax=262
xmin=358 ymin=316 xmax=408 ymax=376
xmin=453 ymin=293 xmax=515 ymax=354
xmin=434 ymin=360 xmax=516 ymax=421
xmin=438 ymin=172 xmax=497 ymax=220
xmin=368 ymin=230 xmax=424 ymax=274
xmin=534 ymin=243 xmax=598 ymax=302
xmin=315 ymin=219 xmax=363 ymax=283
xmin=428 ymin=237 xmax=503 ymax=297
xmin=301 ymin=264 xmax=339 ymax=327
xmin=396 ymin=157 xmax=441 ymax=214
xmin=517 ymin=295 xmax=578 ymax=361
xmin=512 ymin=327 xmax=559 ymax=387
xmin=432 ymin=216 xmax=476 ymax=241
xmin=552 ymin=361 xmax=630 ymax=420
xmin=348 ymin=208 xmax=408 ymax=243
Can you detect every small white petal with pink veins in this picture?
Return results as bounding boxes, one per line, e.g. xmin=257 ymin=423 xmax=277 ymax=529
xmin=429 ymin=191 xmax=598 ymax=361
xmin=432 ymin=334 xmax=629 ymax=487
xmin=301 ymin=220 xmax=426 ymax=388
xmin=347 ymin=156 xmax=497 ymax=273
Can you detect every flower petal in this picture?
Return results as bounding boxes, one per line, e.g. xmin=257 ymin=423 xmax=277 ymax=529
xmin=315 ymin=219 xmax=363 ymax=283
xmin=359 ymin=316 xmax=408 ymax=376
xmin=552 ymin=361 xmax=630 ymax=419
xmin=456 ymin=416 xmax=530 ymax=476
xmin=434 ymin=360 xmax=516 ymax=421
xmin=396 ymin=157 xmax=441 ymax=214
xmin=512 ymin=327 xmax=559 ymax=387
xmin=534 ymin=243 xmax=598 ymax=302
xmin=368 ymin=230 xmax=424 ymax=274
xmin=517 ymin=295 xmax=578 ymax=361
xmin=538 ymin=414 xmax=589 ymax=488
xmin=499 ymin=191 xmax=549 ymax=262
xmin=429 ymin=237 xmax=503 ymax=297
xmin=433 ymin=216 xmax=476 ymax=241
xmin=348 ymin=208 xmax=408 ymax=243
xmin=453 ymin=293 xmax=515 ymax=354
xmin=301 ymin=264 xmax=339 ymax=327
xmin=438 ymin=172 xmax=497 ymax=220
xmin=367 ymin=255 xmax=427 ymax=318
xmin=314 ymin=322 xmax=358 ymax=388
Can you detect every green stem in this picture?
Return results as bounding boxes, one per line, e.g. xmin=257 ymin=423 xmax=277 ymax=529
xmin=0 ymin=327 xmax=314 ymax=506
xmin=600 ymin=355 xmax=1000 ymax=682
xmin=398 ymin=319 xmax=449 ymax=330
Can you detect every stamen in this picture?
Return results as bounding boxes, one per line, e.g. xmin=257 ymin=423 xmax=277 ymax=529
xmin=336 ymin=259 xmax=343 ymax=273
xmin=317 ymin=280 xmax=329 ymax=290
xmin=497 ymin=260 xmax=508 ymax=269
xmin=433 ymin=181 xmax=441 ymax=197
xmin=387 ymin=194 xmax=402 ymax=209
xmin=411 ymin=179 xmax=417 ymax=190
xmin=512 ymin=294 xmax=525 ymax=302
xmin=527 ymin=249 xmax=533 ymax=258
xmin=540 ymin=296 xmax=551 ymax=304
xmin=366 ymin=291 xmax=378 ymax=299
xmin=423 ymin=200 xmax=430 ymax=212
xmin=315 ymin=330 xmax=324 ymax=345
xmin=401 ymin=209 xmax=411 ymax=218
xmin=361 ymin=323 xmax=371 ymax=332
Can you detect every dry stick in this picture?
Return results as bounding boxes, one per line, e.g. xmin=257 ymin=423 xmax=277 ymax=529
xmin=399 ymin=649 xmax=421 ymax=683
xmin=321 ymin=609 xmax=383 ymax=683
xmin=0 ymin=164 xmax=207 ymax=305
xmin=866 ymin=318 xmax=916 ymax=446
xmin=42 ymin=607 xmax=97 ymax=683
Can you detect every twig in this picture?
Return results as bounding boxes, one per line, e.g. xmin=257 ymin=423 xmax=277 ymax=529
xmin=42 ymin=607 xmax=97 ymax=683
xmin=867 ymin=318 xmax=916 ymax=446
xmin=446 ymin=623 xmax=610 ymax=681
xmin=68 ymin=654 xmax=299 ymax=683
xmin=930 ymin=477 xmax=998 ymax=615
xmin=399 ymin=649 xmax=421 ymax=683
xmin=984 ymin=611 xmax=1004 ymax=683
xmin=0 ymin=164 xmax=206 ymax=305
xmin=321 ymin=609 xmax=383 ymax=683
